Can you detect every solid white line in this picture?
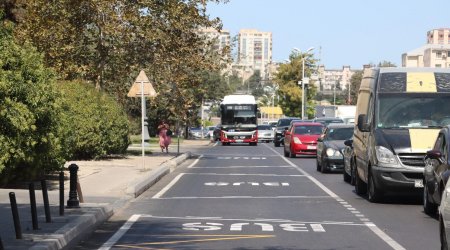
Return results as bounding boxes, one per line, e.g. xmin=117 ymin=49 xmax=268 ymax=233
xmin=364 ymin=222 xmax=406 ymax=250
xmin=263 ymin=143 xmax=406 ymax=250
xmin=187 ymin=155 xmax=202 ymax=168
xmin=182 ymin=172 xmax=305 ymax=177
xmin=191 ymin=165 xmax=293 ymax=169
xmin=98 ymin=214 xmax=141 ymax=250
xmin=153 ymin=195 xmax=332 ymax=200
xmin=152 ymin=173 xmax=184 ymax=199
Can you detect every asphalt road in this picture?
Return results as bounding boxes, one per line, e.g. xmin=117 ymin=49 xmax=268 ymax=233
xmin=76 ymin=142 xmax=440 ymax=250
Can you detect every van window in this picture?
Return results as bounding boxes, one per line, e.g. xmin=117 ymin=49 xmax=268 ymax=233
xmin=377 ymin=94 xmax=450 ymax=128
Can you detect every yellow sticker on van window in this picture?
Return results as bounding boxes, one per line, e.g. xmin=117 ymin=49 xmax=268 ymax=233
xmin=406 ymin=72 xmax=437 ymax=92
xmin=409 ymin=129 xmax=439 ymax=152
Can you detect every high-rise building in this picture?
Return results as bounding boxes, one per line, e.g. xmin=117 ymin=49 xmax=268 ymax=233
xmin=402 ymin=28 xmax=450 ymax=68
xmin=237 ymin=29 xmax=272 ymax=80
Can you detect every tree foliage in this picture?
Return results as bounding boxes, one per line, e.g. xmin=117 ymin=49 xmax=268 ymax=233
xmin=58 ymin=81 xmax=130 ymax=160
xmin=9 ymin=0 xmax=229 ymax=131
xmin=0 ymin=19 xmax=66 ymax=178
xmin=274 ymin=51 xmax=317 ymax=118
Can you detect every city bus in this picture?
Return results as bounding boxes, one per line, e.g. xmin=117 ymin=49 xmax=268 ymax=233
xmin=220 ymin=95 xmax=258 ymax=146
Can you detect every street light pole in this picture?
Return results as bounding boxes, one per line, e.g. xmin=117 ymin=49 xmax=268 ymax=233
xmin=294 ymin=47 xmax=314 ymax=120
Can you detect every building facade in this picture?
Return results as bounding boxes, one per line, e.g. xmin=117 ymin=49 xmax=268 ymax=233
xmin=237 ymin=29 xmax=273 ymax=81
xmin=316 ymin=65 xmax=355 ymax=93
xmin=402 ymin=28 xmax=450 ymax=68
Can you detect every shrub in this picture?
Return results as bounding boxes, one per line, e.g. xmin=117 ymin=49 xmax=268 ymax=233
xmin=0 ymin=21 xmax=66 ymax=180
xmin=58 ymin=81 xmax=130 ymax=159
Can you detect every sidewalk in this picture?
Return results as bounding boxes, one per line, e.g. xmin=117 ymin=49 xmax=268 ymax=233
xmin=0 ymin=139 xmax=211 ymax=250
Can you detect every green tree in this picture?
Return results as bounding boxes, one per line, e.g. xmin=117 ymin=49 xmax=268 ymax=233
xmin=0 ymin=18 xmax=66 ymax=179
xmin=274 ymin=51 xmax=317 ymax=118
xmin=349 ymin=70 xmax=362 ymax=105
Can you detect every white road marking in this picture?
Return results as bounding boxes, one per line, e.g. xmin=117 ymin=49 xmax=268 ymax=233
xmin=263 ymin=143 xmax=406 ymax=250
xmin=98 ymin=214 xmax=141 ymax=250
xmin=310 ymin=224 xmax=326 ymax=232
xmin=152 ymin=173 xmax=184 ymax=199
xmin=187 ymin=155 xmax=203 ymax=168
xmin=153 ymin=196 xmax=333 ymax=200
xmin=364 ymin=222 xmax=406 ymax=250
xmin=183 ymin=172 xmax=305 ymax=177
xmin=191 ymin=165 xmax=293 ymax=169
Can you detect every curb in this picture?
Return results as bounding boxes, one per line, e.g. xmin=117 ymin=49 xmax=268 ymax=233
xmin=125 ymin=152 xmax=191 ymax=198
xmin=26 ymin=152 xmax=192 ymax=250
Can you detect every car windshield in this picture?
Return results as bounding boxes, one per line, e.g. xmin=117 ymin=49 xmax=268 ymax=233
xmin=326 ymin=127 xmax=354 ymax=140
xmin=278 ymin=119 xmax=296 ymax=126
xmin=377 ymin=94 xmax=450 ymax=128
xmin=294 ymin=125 xmax=323 ymax=135
xmin=258 ymin=125 xmax=271 ymax=130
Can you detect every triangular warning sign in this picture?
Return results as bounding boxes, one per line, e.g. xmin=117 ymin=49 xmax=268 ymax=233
xmin=127 ymin=70 xmax=157 ymax=97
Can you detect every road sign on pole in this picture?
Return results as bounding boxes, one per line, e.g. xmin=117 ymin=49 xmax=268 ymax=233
xmin=127 ymin=70 xmax=157 ymax=170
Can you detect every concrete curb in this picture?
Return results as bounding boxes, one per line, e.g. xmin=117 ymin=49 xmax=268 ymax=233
xmin=125 ymin=152 xmax=191 ymax=198
xmin=26 ymin=152 xmax=192 ymax=250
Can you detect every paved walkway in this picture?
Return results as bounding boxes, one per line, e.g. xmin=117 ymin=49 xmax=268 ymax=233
xmin=0 ymin=139 xmax=211 ymax=250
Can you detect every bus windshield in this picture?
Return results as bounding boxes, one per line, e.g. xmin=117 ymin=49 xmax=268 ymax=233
xmin=221 ymin=105 xmax=257 ymax=125
xmin=377 ymin=94 xmax=450 ymax=128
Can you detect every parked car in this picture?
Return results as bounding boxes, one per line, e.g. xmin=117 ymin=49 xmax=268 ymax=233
xmin=273 ymin=117 xmax=300 ymax=147
xmin=439 ymin=175 xmax=450 ymax=249
xmin=316 ymin=124 xmax=354 ymax=173
xmin=189 ymin=127 xmax=207 ymax=139
xmin=283 ymin=122 xmax=324 ymax=158
xmin=257 ymin=124 xmax=274 ymax=142
xmin=206 ymin=126 xmax=216 ymax=138
xmin=423 ymin=125 xmax=450 ymax=215
xmin=213 ymin=125 xmax=221 ymax=141
xmin=343 ymin=139 xmax=356 ymax=185
xmin=313 ymin=117 xmax=344 ymax=127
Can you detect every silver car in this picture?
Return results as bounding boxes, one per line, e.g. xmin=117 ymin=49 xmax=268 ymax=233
xmin=257 ymin=124 xmax=274 ymax=143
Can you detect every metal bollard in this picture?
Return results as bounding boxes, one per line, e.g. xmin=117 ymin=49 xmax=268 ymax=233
xmin=67 ymin=164 xmax=80 ymax=208
xmin=59 ymin=171 xmax=64 ymax=216
xmin=9 ymin=192 xmax=22 ymax=239
xmin=29 ymin=183 xmax=39 ymax=230
xmin=41 ymin=180 xmax=52 ymax=223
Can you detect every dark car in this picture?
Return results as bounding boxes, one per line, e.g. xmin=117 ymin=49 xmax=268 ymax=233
xmin=313 ymin=117 xmax=344 ymax=127
xmin=283 ymin=122 xmax=324 ymax=158
xmin=213 ymin=125 xmax=222 ymax=141
xmin=316 ymin=124 xmax=354 ymax=173
xmin=423 ymin=125 xmax=450 ymax=215
xmin=343 ymin=138 xmax=356 ymax=185
xmin=273 ymin=117 xmax=300 ymax=147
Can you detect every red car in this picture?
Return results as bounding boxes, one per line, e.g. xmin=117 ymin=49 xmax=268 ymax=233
xmin=283 ymin=122 xmax=324 ymax=158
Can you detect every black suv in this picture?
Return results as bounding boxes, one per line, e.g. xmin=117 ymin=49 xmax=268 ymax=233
xmin=273 ymin=117 xmax=300 ymax=147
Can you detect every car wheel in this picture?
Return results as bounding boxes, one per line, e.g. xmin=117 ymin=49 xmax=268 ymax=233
xmin=343 ymin=169 xmax=351 ymax=183
xmin=424 ymin=182 xmax=438 ymax=215
xmin=316 ymin=157 xmax=321 ymax=171
xmin=274 ymin=141 xmax=280 ymax=147
xmin=368 ymin=172 xmax=383 ymax=203
xmin=289 ymin=146 xmax=296 ymax=158
xmin=350 ymin=158 xmax=356 ymax=186
xmin=320 ymin=160 xmax=328 ymax=173
xmin=355 ymin=168 xmax=367 ymax=195
xmin=440 ymin=215 xmax=448 ymax=250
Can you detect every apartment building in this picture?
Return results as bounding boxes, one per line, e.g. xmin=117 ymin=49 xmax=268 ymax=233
xmin=316 ymin=65 xmax=354 ymax=93
xmin=236 ymin=29 xmax=273 ymax=81
xmin=402 ymin=28 xmax=450 ymax=68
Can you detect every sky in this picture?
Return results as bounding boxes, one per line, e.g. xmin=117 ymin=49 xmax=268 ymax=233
xmin=206 ymin=0 xmax=450 ymax=69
